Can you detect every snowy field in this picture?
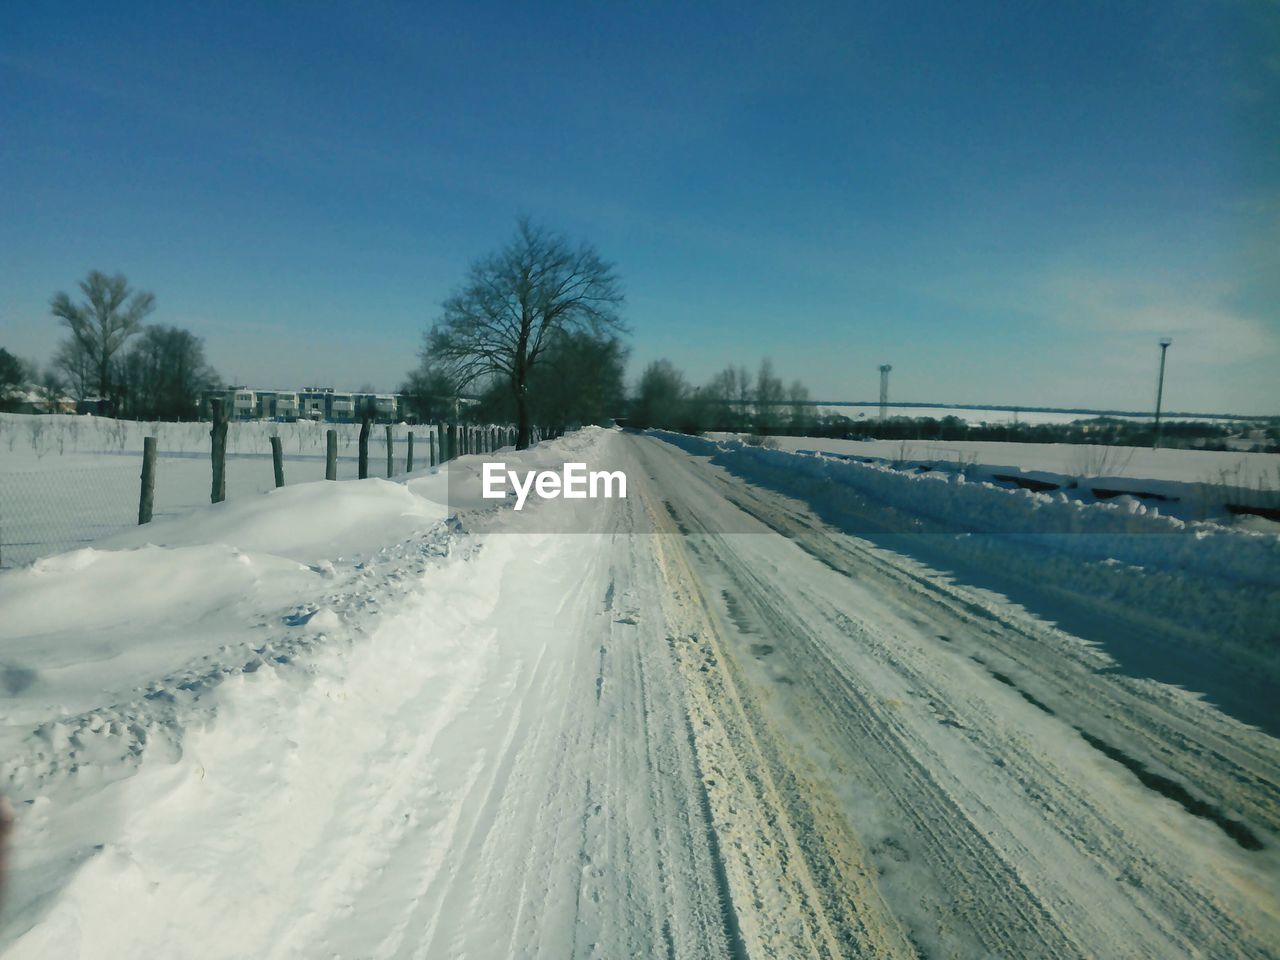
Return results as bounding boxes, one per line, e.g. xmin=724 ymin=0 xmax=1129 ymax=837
xmin=815 ymin=403 xmax=1267 ymax=426
xmin=1 ymin=426 xmax=1277 ymax=957
xmin=0 ymin=414 xmax=455 ymax=568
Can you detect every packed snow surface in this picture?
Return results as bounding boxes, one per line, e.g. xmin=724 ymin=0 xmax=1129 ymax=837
xmin=2 ymin=426 xmax=1278 ymax=958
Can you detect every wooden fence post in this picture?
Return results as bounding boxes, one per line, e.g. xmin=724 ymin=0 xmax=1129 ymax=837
xmin=435 ymin=422 xmax=445 ymax=464
xmin=407 ymin=432 xmax=415 ymax=472
xmin=326 ymin=429 xmax=338 ymax=480
xmin=385 ymin=424 xmax=394 ymax=477
xmin=138 ymin=436 xmax=156 ymax=524
xmin=210 ymin=398 xmax=227 ymax=504
xmin=359 ymin=413 xmax=372 ymax=479
xmin=270 ymin=436 xmax=284 ymax=488
xmin=429 ymin=427 xmax=437 ymax=467
xmin=448 ymin=423 xmax=458 ymax=462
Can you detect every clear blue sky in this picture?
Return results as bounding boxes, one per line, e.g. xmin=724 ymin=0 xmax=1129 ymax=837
xmin=2 ymin=1 xmax=1277 ymax=413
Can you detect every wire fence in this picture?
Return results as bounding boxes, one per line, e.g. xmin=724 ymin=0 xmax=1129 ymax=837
xmin=0 ymin=419 xmax=492 ymax=569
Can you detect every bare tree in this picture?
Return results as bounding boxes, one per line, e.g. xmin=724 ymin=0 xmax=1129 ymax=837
xmin=53 ymin=339 xmax=95 ymax=400
xmin=426 ymin=219 xmax=625 ymax=448
xmin=631 ymin=359 xmax=689 ymax=430
xmin=50 ymin=270 xmax=155 ymax=402
xmin=787 ymin=379 xmax=812 ymax=433
xmin=398 ymin=363 xmax=460 ymax=422
xmin=754 ymin=359 xmax=785 ymax=435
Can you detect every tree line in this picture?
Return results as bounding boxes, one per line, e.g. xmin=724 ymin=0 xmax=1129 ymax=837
xmin=1 ymin=271 xmax=219 ymax=420
xmin=8 ymin=223 xmax=1270 ymax=454
xmin=9 ymin=222 xmax=823 ymax=441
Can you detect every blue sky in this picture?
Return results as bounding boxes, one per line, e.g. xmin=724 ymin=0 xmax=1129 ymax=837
xmin=2 ymin=1 xmax=1277 ymax=413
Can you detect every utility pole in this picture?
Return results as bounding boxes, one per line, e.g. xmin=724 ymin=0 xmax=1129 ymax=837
xmin=1153 ymin=337 xmax=1172 ymax=449
xmin=879 ymin=364 xmax=892 ymax=422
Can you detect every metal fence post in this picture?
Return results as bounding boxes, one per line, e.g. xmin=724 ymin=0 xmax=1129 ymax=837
xmin=210 ymin=398 xmax=227 ymax=504
xmin=270 ymin=436 xmax=285 ymax=488
xmin=139 ymin=436 xmax=157 ymax=524
xmin=359 ymin=413 xmax=372 ymax=479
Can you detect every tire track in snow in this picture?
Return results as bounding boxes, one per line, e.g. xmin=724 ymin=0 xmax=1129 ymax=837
xmin=637 ymin=477 xmax=918 ymax=959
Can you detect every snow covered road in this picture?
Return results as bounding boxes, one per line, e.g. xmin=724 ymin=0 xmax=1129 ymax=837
xmin=2 ymin=428 xmax=1277 ymax=958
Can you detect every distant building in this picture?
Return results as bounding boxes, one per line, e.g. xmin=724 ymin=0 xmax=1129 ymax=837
xmin=75 ymin=397 xmax=114 ymax=417
xmin=299 ymin=387 xmax=332 ymax=421
xmin=1 ymin=386 xmax=75 ymax=415
xmin=274 ymin=391 xmax=299 ymax=419
xmin=197 ymin=385 xmax=405 ymax=423
xmin=232 ymin=389 xmax=257 ymax=420
xmin=329 ymin=392 xmax=355 ymax=422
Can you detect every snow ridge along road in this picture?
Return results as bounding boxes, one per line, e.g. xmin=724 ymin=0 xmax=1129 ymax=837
xmin=1 ymin=426 xmax=1276 ymax=958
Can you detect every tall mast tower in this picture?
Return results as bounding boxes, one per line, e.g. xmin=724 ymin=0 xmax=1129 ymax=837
xmin=878 ymin=364 xmax=892 ymax=421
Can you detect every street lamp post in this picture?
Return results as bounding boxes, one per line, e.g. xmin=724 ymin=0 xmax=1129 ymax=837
xmin=1153 ymin=337 xmax=1172 ymax=449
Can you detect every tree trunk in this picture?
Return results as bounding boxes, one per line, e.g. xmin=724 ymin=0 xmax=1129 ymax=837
xmin=358 ymin=414 xmax=372 ymax=479
xmin=210 ymin=399 xmax=228 ymax=504
xmin=515 ymin=388 xmax=531 ymax=450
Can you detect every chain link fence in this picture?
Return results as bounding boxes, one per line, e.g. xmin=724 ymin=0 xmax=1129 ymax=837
xmin=0 ymin=418 xmax=453 ymax=569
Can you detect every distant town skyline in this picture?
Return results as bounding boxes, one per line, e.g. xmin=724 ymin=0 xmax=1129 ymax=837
xmin=3 ymin=1 xmax=1277 ymax=414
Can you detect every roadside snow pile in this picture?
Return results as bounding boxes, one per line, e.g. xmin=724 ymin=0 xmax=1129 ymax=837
xmin=672 ymin=434 xmax=1279 ymax=580
xmin=707 ymin=433 xmax=1280 ymax=524
xmin=0 ymin=469 xmax=462 ymax=799
xmin=0 ymin=545 xmax=316 ymax=723
xmin=99 ymin=475 xmax=446 ymax=564
xmin=654 ymin=432 xmax=1280 ymax=663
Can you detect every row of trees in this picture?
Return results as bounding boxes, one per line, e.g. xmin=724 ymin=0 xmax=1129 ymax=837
xmin=1 ymin=271 xmax=220 ymax=419
xmin=16 ymin=224 xmax=812 ymax=440
xmin=630 ymin=358 xmax=813 ymax=435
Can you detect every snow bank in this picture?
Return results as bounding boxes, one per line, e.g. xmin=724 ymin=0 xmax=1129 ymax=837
xmin=0 ymin=545 xmax=316 ymax=723
xmin=715 ymin=434 xmax=1280 ymax=508
xmin=98 ymin=476 xmax=446 ymax=565
xmin=653 ymin=432 xmax=1280 ymax=665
